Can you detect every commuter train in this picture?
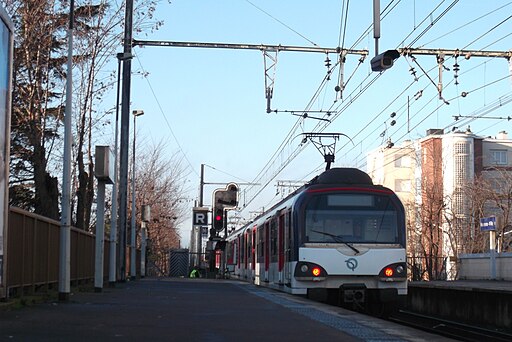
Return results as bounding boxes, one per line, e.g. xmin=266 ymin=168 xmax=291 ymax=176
xmin=222 ymin=167 xmax=407 ymax=315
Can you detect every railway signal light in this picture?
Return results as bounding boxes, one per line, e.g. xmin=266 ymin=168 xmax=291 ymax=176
xmin=212 ymin=183 xmax=239 ymax=232
xmin=213 ymin=207 xmax=225 ymax=231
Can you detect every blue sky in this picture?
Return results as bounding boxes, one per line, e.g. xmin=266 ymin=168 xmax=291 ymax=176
xmin=115 ymin=1 xmax=512 ymax=247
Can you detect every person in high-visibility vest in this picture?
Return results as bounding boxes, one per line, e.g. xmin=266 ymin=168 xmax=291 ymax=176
xmin=189 ymin=267 xmax=200 ymax=278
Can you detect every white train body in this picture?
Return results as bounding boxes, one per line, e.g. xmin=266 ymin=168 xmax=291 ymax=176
xmin=223 ymin=168 xmax=407 ymax=311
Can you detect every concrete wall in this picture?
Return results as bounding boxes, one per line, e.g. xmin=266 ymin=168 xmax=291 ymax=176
xmin=458 ymin=253 xmax=512 ymax=281
xmin=408 ymin=282 xmax=512 ymax=330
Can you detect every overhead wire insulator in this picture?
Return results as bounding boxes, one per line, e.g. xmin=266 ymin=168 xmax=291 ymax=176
xmin=325 ymin=54 xmax=331 ymax=68
xmin=325 ymin=54 xmax=332 ymax=80
xmin=453 ymin=56 xmax=460 ymax=85
xmin=409 ymin=67 xmax=418 ymax=81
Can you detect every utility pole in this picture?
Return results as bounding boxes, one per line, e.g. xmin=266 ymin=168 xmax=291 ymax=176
xmin=117 ymin=0 xmax=134 ymax=282
xmin=59 ymin=0 xmax=74 ymax=302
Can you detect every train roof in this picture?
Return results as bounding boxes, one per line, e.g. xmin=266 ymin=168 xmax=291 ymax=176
xmin=307 ymin=167 xmax=373 ymax=186
xmin=234 ymin=168 xmax=374 ymax=231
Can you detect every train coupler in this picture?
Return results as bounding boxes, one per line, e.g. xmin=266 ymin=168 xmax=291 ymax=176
xmin=341 ymin=283 xmax=366 ymax=304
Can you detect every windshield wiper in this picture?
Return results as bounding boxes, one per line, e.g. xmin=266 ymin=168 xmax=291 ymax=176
xmin=311 ymin=229 xmax=360 ymax=254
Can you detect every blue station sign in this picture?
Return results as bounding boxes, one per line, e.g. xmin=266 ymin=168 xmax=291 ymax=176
xmin=480 ymin=216 xmax=496 ymax=232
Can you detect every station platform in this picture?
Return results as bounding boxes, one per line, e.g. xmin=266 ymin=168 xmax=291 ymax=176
xmin=0 ymin=278 xmax=454 ymax=341
xmin=408 ymin=280 xmax=512 ymax=331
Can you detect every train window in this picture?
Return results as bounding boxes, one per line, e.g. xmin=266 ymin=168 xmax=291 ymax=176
xmin=327 ymin=194 xmax=373 ymax=207
xmin=305 ymin=193 xmax=400 ymax=244
xmin=240 ymin=234 xmax=245 ymax=264
xmin=257 ymin=226 xmax=264 ymax=262
xmin=270 ymin=219 xmax=278 ymax=262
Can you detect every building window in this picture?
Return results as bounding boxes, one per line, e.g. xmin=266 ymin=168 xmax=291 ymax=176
xmin=395 ymin=154 xmax=411 ymax=168
xmin=490 ymin=150 xmax=508 ymax=165
xmin=395 ymin=179 xmax=411 ymax=192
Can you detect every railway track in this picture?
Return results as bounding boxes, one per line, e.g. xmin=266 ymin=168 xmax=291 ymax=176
xmin=389 ymin=310 xmax=512 ymax=342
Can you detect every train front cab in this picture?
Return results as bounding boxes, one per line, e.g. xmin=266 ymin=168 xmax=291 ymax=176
xmin=290 ymin=183 xmax=408 ymax=315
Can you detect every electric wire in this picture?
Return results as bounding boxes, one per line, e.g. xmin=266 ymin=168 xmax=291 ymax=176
xmin=405 ymin=0 xmax=460 ymax=48
xmin=244 ymin=0 xmax=319 ymax=47
xmin=349 ymin=3 xmax=508 ymax=147
xmin=354 ymin=91 xmax=512 ymax=172
xmin=460 ymin=14 xmax=512 ymax=50
xmin=134 ymin=52 xmax=199 ymax=178
xmin=417 ymin=2 xmax=512 ymax=48
xmin=342 ymin=5 xmax=508 ymax=174
xmin=397 ymin=0 xmax=447 ymax=48
xmin=314 ymin=2 xmax=509 ymax=173
xmin=239 ymin=1 xmax=509 ymax=220
xmin=241 ymin=0 xmax=404 ymax=210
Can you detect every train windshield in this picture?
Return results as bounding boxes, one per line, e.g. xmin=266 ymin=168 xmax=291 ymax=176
xmin=305 ymin=192 xmax=401 ymax=244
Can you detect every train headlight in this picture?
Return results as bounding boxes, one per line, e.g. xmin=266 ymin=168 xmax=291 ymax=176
xmin=294 ymin=262 xmax=327 ymax=281
xmin=379 ymin=262 xmax=407 ymax=281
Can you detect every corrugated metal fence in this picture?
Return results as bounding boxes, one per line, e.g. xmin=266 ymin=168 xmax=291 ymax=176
xmin=5 ymin=207 xmax=140 ymax=297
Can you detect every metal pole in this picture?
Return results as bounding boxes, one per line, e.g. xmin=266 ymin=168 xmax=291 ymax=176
xmin=373 ymin=0 xmax=380 ymax=55
xmin=59 ymin=0 xmax=74 ymax=302
xmin=109 ymin=54 xmax=122 ymax=286
xmin=118 ymin=0 xmax=134 ymax=282
xmin=490 ymin=230 xmax=497 ymax=280
xmin=94 ymin=181 xmax=106 ymax=291
xmin=199 ymin=164 xmax=204 ymax=207
xmin=130 ymin=113 xmax=137 ymax=280
xmin=141 ymin=222 xmax=147 ymax=277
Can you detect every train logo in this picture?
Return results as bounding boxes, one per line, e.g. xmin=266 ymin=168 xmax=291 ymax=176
xmin=345 ymin=258 xmax=358 ymax=271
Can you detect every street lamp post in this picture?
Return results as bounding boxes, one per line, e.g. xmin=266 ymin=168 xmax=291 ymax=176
xmin=130 ymin=110 xmax=144 ymax=280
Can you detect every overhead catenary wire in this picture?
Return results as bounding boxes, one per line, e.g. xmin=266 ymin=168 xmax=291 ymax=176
xmin=312 ymin=2 xmax=510 ymax=174
xmin=134 ymin=52 xmax=198 ymax=178
xmin=354 ymin=92 xmax=512 ymax=172
xmin=244 ymin=0 xmax=319 ymax=47
xmin=131 ymin=2 xmax=511 ymax=225
xmin=417 ymin=2 xmax=512 ymax=48
xmin=405 ymin=0 xmax=460 ymax=48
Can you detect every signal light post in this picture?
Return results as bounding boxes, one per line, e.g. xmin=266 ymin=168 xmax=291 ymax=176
xmin=209 ymin=183 xmax=239 ymax=273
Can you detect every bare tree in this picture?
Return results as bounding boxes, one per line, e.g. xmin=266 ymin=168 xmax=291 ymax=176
xmin=4 ymin=0 xmax=164 ymax=228
xmin=464 ymin=169 xmax=512 ymax=253
xmin=415 ymin=137 xmax=446 ymax=280
xmin=70 ymin=0 xmax=162 ymax=230
xmin=127 ymin=140 xmax=189 ymax=276
xmin=5 ymin=0 xmax=64 ymax=219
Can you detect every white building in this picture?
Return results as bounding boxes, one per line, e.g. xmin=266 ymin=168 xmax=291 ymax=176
xmin=367 ymin=129 xmax=512 ymax=279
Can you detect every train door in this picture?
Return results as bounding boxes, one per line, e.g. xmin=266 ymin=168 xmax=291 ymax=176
xmin=237 ymin=235 xmax=242 ymax=277
xmin=245 ymin=229 xmax=252 ymax=281
xmin=269 ymin=218 xmax=278 ymax=283
xmin=278 ymin=214 xmax=285 ymax=284
xmin=251 ymin=226 xmax=256 ymax=281
xmin=255 ymin=225 xmax=264 ymax=285
xmin=264 ymin=220 xmax=270 ymax=282
xmin=284 ymin=210 xmax=293 ymax=284
xmin=242 ymin=230 xmax=248 ymax=279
